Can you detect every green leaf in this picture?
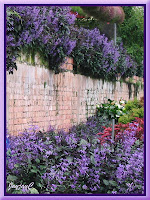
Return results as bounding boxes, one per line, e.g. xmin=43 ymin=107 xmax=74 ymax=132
xmin=103 ymin=179 xmax=109 ymax=186
xmin=40 ymin=165 xmax=46 ymax=170
xmin=79 ymin=139 xmax=88 ymax=146
xmin=32 ymin=165 xmax=37 ymax=170
xmin=66 ymin=156 xmax=73 ymax=162
xmin=7 ymin=175 xmax=18 ymax=181
xmin=13 ymin=190 xmax=23 ymax=194
xmin=31 ymin=169 xmax=38 ymax=173
xmin=92 ymin=139 xmax=98 ymax=144
xmin=35 ymin=158 xmax=40 ymax=163
xmin=90 ymin=155 xmax=95 ymax=165
xmin=37 ymin=182 xmax=43 ymax=188
xmin=135 ymin=139 xmax=140 ymax=146
xmin=109 ymin=180 xmax=117 ymax=186
xmin=29 ymin=187 xmax=39 ymax=194
xmin=6 ymin=149 xmax=11 ymax=156
xmin=14 ymin=164 xmax=20 ymax=168
xmin=28 ymin=164 xmax=32 ymax=169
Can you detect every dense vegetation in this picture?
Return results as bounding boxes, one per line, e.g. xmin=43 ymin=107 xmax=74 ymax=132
xmin=71 ymin=6 xmax=144 ymax=77
xmin=6 ymin=6 xmax=144 ymax=195
xmin=6 ymin=114 xmax=144 ymax=194
xmin=118 ymin=98 xmax=144 ymax=124
xmin=117 ymin=6 xmax=144 ymax=77
xmin=6 ymin=6 xmax=76 ymax=74
xmin=7 ymin=6 xmax=139 ymax=80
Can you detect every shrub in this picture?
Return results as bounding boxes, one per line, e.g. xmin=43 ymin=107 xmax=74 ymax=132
xmin=69 ymin=115 xmax=111 ymax=138
xmin=6 ymin=6 xmax=76 ymax=74
xmin=7 ymin=6 xmax=137 ymax=80
xmin=124 ymin=98 xmax=141 ymax=111
xmin=118 ymin=98 xmax=144 ymax=124
xmin=71 ymin=27 xmax=136 ymax=80
xmin=132 ymin=107 xmax=144 ymax=118
xmin=118 ymin=115 xmax=135 ymax=124
xmin=6 ymin=117 xmax=144 ymax=194
xmin=117 ymin=6 xmax=144 ymax=77
xmin=6 ymin=9 xmax=23 ymax=73
xmin=6 ymin=116 xmax=109 ymax=194
xmin=96 ymin=98 xmax=127 ymax=122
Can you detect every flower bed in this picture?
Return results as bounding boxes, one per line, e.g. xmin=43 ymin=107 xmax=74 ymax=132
xmin=6 ymin=116 xmax=144 ymax=194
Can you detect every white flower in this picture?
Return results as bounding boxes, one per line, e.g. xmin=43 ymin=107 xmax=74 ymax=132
xmin=120 ymin=100 xmax=125 ymax=105
xmin=96 ymin=104 xmax=100 ymax=108
xmin=115 ymin=103 xmax=122 ymax=109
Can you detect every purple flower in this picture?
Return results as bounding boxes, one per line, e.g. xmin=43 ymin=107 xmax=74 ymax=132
xmin=82 ymin=185 xmax=88 ymax=190
xmin=112 ymin=191 xmax=117 ymax=194
xmin=51 ymin=184 xmax=57 ymax=192
xmin=6 ymin=6 xmax=76 ymax=73
xmin=70 ymin=184 xmax=75 ymax=189
xmin=6 ymin=116 xmax=144 ymax=194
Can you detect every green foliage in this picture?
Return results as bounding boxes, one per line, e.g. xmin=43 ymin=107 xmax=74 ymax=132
xmin=6 ymin=8 xmax=23 ymax=73
xmin=7 ymin=122 xmax=144 ymax=194
xmin=118 ymin=98 xmax=144 ymax=124
xmin=125 ymin=98 xmax=141 ymax=111
xmin=96 ymin=99 xmax=127 ymax=121
xmin=6 ymin=113 xmax=144 ymax=194
xmin=132 ymin=107 xmax=144 ymax=118
xmin=75 ymin=17 xmax=101 ymax=30
xmin=70 ymin=6 xmax=86 ymax=16
xmin=118 ymin=115 xmax=135 ymax=124
xmin=117 ymin=6 xmax=144 ymax=77
xmin=6 ymin=174 xmax=39 ymax=194
xmin=71 ymin=6 xmax=144 ymax=78
xmin=7 ymin=6 xmax=143 ymax=80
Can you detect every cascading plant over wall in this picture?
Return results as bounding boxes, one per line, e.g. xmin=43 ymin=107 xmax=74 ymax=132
xmin=6 ymin=6 xmax=77 ymax=74
xmin=71 ymin=27 xmax=137 ymax=80
xmin=6 ymin=6 xmax=137 ymax=80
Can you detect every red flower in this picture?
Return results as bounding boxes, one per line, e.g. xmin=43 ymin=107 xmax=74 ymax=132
xmin=97 ymin=117 xmax=144 ymax=145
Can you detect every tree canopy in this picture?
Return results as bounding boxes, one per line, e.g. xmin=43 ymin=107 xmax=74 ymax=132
xmin=117 ymin=6 xmax=144 ymax=76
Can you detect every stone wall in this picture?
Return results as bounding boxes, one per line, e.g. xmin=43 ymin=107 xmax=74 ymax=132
xmin=7 ymin=58 xmax=144 ymax=135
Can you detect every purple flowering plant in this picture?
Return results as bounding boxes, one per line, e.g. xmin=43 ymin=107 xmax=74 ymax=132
xmin=6 ymin=6 xmax=76 ymax=74
xmin=6 ymin=116 xmax=144 ymax=194
xmin=7 ymin=6 xmax=137 ymax=79
xmin=71 ymin=27 xmax=136 ymax=80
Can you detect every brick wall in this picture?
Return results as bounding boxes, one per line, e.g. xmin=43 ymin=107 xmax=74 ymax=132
xmin=7 ymin=58 xmax=144 ymax=135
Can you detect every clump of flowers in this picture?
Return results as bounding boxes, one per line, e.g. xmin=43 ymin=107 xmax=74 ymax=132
xmin=7 ymin=6 xmax=137 ymax=79
xmin=96 ymin=98 xmax=127 ymax=121
xmin=6 ymin=116 xmax=144 ymax=194
xmin=6 ymin=6 xmax=76 ymax=74
xmin=71 ymin=27 xmax=137 ymax=80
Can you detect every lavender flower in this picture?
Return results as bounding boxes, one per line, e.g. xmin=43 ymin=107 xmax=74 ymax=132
xmin=6 ymin=117 xmax=144 ymax=194
xmin=6 ymin=6 xmax=76 ymax=73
